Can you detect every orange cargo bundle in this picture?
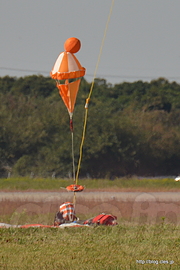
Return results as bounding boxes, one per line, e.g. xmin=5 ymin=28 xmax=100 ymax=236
xmin=66 ymin=184 xmax=84 ymax=192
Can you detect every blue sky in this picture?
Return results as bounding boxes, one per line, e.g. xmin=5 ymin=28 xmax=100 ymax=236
xmin=1 ymin=0 xmax=180 ymax=85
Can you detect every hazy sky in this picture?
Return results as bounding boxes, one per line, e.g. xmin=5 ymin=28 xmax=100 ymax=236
xmin=1 ymin=0 xmax=180 ymax=85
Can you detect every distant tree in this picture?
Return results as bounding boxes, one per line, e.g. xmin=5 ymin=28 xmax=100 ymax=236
xmin=1 ymin=75 xmax=180 ymax=177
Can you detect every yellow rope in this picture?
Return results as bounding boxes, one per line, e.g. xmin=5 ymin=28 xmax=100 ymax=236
xmin=73 ymin=191 xmax=76 ymax=206
xmin=75 ymin=0 xmax=115 ymax=185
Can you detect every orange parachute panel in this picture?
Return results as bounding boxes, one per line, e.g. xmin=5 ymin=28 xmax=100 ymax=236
xmin=50 ymin=38 xmax=85 ymax=116
xmin=59 ymin=202 xmax=76 ymax=221
xmin=57 ymin=79 xmax=81 ymax=114
xmin=20 ymin=224 xmax=54 ymax=228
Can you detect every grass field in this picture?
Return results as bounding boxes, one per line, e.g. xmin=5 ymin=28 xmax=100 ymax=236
xmin=0 ymin=224 xmax=180 ymax=269
xmin=1 ymin=177 xmax=180 ymax=269
xmin=0 ymin=176 xmax=180 ymax=191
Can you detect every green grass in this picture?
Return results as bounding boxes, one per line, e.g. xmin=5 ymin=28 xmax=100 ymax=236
xmin=0 ymin=224 xmax=180 ymax=269
xmin=1 ymin=177 xmax=180 ymax=269
xmin=0 ymin=176 xmax=180 ymax=191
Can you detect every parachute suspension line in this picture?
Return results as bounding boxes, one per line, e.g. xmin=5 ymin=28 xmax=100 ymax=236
xmin=75 ymin=0 xmax=115 ymax=184
xmin=70 ymin=116 xmax=76 ymax=183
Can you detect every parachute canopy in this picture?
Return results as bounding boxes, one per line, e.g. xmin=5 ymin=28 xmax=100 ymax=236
xmin=50 ymin=52 xmax=85 ymax=81
xmin=59 ymin=202 xmax=76 ymax=221
xmin=50 ymin=38 xmax=85 ymax=116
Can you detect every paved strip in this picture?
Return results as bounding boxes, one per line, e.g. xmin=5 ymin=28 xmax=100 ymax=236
xmin=0 ymin=191 xmax=179 ymax=202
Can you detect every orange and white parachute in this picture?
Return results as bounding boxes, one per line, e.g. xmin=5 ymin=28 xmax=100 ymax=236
xmin=50 ymin=37 xmax=86 ymax=117
xmin=50 ymin=37 xmax=85 ymax=190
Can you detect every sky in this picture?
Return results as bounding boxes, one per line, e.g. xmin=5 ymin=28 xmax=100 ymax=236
xmin=1 ymin=0 xmax=180 ymax=85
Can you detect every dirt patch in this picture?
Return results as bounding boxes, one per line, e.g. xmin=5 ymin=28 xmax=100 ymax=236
xmin=1 ymin=187 xmax=180 ymax=192
xmin=1 ymin=191 xmax=180 ymax=225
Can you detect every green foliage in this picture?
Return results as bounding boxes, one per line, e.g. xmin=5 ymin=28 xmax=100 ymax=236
xmin=1 ymin=75 xmax=180 ymax=178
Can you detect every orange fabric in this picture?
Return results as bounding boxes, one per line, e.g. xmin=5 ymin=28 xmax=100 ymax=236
xmin=57 ymin=79 xmax=80 ymax=114
xmin=54 ymin=70 xmax=85 ymax=80
xmin=20 ymin=224 xmax=54 ymax=228
xmin=66 ymin=184 xmax=84 ymax=192
xmin=50 ymin=44 xmax=86 ymax=114
xmin=50 ymin=52 xmax=85 ymax=80
xmin=64 ymin=37 xmax=81 ymax=53
xmin=92 ymin=214 xmax=117 ymax=225
xmin=59 ymin=202 xmax=76 ymax=221
xmin=84 ymin=214 xmax=118 ymax=226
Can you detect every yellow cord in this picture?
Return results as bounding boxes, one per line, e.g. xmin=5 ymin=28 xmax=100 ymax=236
xmin=75 ymin=0 xmax=115 ymax=184
xmin=73 ymin=192 xmax=76 ymax=206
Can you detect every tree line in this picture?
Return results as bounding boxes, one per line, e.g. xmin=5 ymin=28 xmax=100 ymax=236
xmin=1 ymin=75 xmax=180 ymax=178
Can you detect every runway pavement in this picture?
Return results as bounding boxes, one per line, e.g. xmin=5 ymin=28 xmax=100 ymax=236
xmin=0 ymin=191 xmax=179 ymax=202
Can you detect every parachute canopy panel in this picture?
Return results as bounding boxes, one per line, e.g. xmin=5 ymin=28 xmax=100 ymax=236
xmin=50 ymin=52 xmax=85 ymax=80
xmin=57 ymin=79 xmax=81 ymax=114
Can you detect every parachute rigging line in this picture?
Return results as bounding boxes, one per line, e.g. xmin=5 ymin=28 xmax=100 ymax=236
xmin=70 ymin=117 xmax=76 ymax=182
xmin=75 ymin=0 xmax=115 ymax=184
